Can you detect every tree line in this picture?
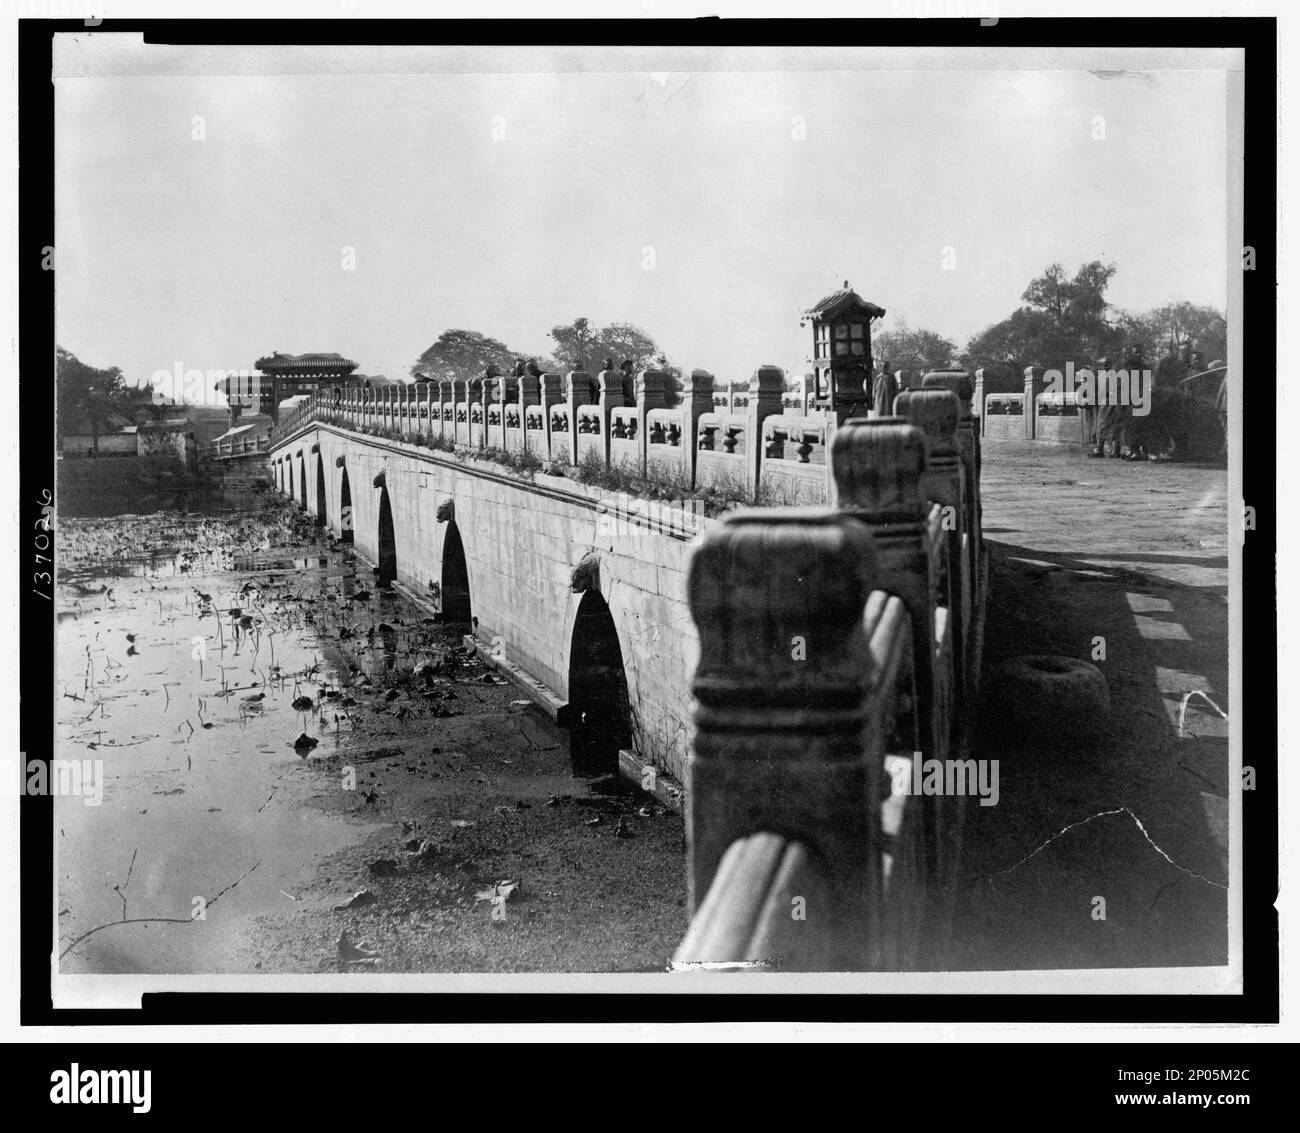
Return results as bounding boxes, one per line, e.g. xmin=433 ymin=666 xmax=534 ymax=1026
xmin=875 ymin=261 xmax=1227 ymax=383
xmin=56 ymin=347 xmax=140 ymax=449
xmin=410 ymin=318 xmax=683 ymax=395
xmin=59 ymin=261 xmax=1226 ymax=448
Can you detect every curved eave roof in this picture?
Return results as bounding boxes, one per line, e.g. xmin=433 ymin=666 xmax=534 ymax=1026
xmin=803 ymin=289 xmax=887 ymax=322
xmin=256 ymin=352 xmax=359 ymax=374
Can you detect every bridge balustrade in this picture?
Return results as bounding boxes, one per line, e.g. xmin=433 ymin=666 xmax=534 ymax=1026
xmin=975 ymin=363 xmax=1112 ymax=447
xmin=673 ymin=400 xmax=986 ymax=972
xmin=265 ymin=366 xmax=981 ymax=529
xmin=759 ymin=412 xmax=833 ymax=505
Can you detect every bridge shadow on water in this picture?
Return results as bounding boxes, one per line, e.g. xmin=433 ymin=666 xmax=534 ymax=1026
xmin=946 ymin=536 xmax=1229 ymax=971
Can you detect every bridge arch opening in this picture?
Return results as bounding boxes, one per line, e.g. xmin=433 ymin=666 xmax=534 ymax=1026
xmin=298 ymin=455 xmax=307 ymax=510
xmin=287 ymin=461 xmax=294 ymax=500
xmin=376 ymin=485 xmax=397 ymax=587
xmin=440 ymin=520 xmax=472 ymax=626
xmin=338 ymin=467 xmax=353 ymax=543
xmin=566 ymin=590 xmax=632 ymax=780
xmin=315 ymin=456 xmax=327 ymax=527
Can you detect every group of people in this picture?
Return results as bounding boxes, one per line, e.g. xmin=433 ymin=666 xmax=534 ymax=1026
xmin=868 ymin=344 xmax=1226 ymax=463
xmin=1088 ymin=342 xmax=1226 ymax=463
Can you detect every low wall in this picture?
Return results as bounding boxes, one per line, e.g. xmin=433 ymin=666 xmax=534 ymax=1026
xmin=982 ymin=394 xmax=1025 ymax=440
xmin=981 ymin=367 xmax=1092 ymax=446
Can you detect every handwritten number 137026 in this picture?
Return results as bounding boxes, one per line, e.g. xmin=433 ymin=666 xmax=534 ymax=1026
xmin=34 ymin=489 xmax=53 ymax=599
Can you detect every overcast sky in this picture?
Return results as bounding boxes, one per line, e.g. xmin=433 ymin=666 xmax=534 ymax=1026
xmin=54 ymin=45 xmax=1231 ymax=396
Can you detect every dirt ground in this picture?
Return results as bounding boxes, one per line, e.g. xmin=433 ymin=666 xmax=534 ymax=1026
xmin=234 ymin=653 xmax=689 ymax=975
xmin=947 ymin=441 xmax=1229 ymax=970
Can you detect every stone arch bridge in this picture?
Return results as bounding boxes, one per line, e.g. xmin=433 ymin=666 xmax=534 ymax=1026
xmin=268 ymin=422 xmax=705 ymax=796
xmin=267 ymin=368 xmax=987 ymax=967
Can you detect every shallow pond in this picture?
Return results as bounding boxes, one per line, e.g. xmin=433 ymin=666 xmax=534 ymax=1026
xmin=55 ymin=508 xmax=461 ymax=973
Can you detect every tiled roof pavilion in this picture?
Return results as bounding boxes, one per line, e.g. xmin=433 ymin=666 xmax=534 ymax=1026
xmin=255 ymin=352 xmax=359 ymax=375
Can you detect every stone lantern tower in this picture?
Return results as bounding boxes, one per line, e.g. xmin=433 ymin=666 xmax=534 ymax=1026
xmin=801 ymin=282 xmax=886 ymax=422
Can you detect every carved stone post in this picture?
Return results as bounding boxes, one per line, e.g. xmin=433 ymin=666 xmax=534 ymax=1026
xmin=597 ymin=367 xmax=625 ymax=467
xmin=518 ymin=373 xmax=540 ymax=453
xmin=681 ymin=369 xmax=715 ymax=491
xmin=1023 ymin=365 xmax=1045 ymax=441
xmin=922 ymin=370 xmax=980 ymax=550
xmin=565 ymin=371 xmax=591 ymax=467
xmin=635 ymin=369 xmax=668 ymax=471
xmin=538 ymin=373 xmax=562 ymax=462
xmin=434 ymin=379 xmax=448 ymax=442
xmin=450 ymin=379 xmax=467 ymax=445
xmin=925 ymin=366 xmax=977 ymax=504
xmin=478 ymin=377 xmax=493 ymax=450
xmin=747 ymin=365 xmax=785 ymax=499
xmin=973 ymin=367 xmax=987 ymax=435
xmin=831 ymin=415 xmax=945 ymax=765
xmin=686 ymin=508 xmax=885 ymax=957
xmin=491 ymin=375 xmax=508 ymax=450
xmin=895 ymin=389 xmax=968 ymax=699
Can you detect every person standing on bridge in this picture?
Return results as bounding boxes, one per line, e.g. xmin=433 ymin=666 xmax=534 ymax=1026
xmin=1146 ymin=343 xmax=1191 ymax=461
xmin=1091 ymin=352 xmax=1137 ymax=459
xmin=1088 ymin=356 xmax=1112 ymax=457
xmin=871 ymin=358 xmax=897 ymax=418
xmin=1120 ymin=342 xmax=1149 ymax=460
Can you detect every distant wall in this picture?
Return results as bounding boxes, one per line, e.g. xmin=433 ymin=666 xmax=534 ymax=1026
xmin=61 ymin=432 xmax=137 ymax=458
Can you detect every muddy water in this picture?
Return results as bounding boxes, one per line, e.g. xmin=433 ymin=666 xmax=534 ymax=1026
xmin=54 ymin=508 xmax=454 ymax=973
